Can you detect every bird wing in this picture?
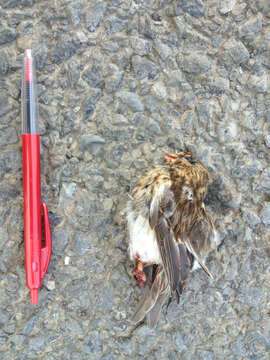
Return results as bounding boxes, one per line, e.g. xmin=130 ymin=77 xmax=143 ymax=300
xmin=184 ymin=216 xmax=215 ymax=278
xmin=149 ymin=182 xmax=186 ymax=294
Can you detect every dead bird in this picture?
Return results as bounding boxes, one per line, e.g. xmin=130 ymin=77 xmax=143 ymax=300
xmin=127 ymin=151 xmax=217 ymax=328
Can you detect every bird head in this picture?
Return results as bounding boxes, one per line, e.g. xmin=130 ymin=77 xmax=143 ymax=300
xmin=166 ymin=152 xmax=211 ymax=204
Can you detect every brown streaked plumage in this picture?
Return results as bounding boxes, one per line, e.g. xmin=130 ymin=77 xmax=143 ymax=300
xmin=127 ymin=152 xmax=217 ymax=328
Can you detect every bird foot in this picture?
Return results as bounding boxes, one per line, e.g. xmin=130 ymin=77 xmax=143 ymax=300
xmin=132 ymin=260 xmax=146 ymax=288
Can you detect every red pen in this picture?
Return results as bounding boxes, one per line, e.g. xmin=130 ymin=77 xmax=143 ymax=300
xmin=21 ymin=49 xmax=52 ymax=304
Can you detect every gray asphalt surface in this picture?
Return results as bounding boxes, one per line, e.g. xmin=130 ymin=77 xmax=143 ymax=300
xmin=0 ymin=0 xmax=269 ymax=359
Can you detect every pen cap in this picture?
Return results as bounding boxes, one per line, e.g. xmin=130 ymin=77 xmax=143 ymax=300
xmin=22 ymin=49 xmax=39 ymax=134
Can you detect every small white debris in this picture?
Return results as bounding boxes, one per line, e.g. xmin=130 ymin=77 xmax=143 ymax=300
xmin=46 ymin=280 xmax=55 ymax=291
xmin=219 ymin=0 xmax=237 ymax=14
xmin=64 ymin=256 xmax=70 ymax=265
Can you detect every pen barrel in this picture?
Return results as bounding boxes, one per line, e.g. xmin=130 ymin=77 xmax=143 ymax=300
xmin=22 ymin=134 xmax=42 ymax=299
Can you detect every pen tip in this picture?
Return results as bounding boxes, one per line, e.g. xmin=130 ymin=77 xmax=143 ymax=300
xmin=31 ymin=289 xmax=38 ymax=304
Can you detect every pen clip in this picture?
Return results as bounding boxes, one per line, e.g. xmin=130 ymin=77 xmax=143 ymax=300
xmin=41 ymin=203 xmax=52 ymax=279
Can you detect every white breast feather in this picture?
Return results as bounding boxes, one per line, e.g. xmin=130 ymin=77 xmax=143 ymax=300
xmin=127 ymin=212 xmax=162 ymax=264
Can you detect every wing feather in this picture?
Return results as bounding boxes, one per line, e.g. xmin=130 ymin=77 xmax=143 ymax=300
xmin=149 ymin=182 xmax=183 ymax=293
xmin=184 ymin=217 xmax=215 ymax=278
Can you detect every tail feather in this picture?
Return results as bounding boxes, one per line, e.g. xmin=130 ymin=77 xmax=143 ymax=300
xmin=131 ymin=239 xmax=213 ymax=327
xmin=131 ymin=266 xmax=167 ymax=326
xmin=146 ymin=290 xmax=168 ymax=328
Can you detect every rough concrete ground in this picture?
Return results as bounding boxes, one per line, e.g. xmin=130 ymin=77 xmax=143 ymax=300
xmin=0 ymin=0 xmax=270 ymax=359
